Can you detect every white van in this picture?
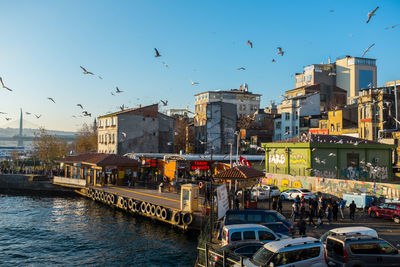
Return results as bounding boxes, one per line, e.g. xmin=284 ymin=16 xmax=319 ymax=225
xmin=221 ymin=224 xmax=280 ymax=246
xmin=320 ymin=226 xmax=378 ymax=244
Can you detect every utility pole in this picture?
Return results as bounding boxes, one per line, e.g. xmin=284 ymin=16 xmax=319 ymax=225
xmin=235 ymin=131 xmax=240 ymax=164
xmin=229 ymin=143 xmax=233 ymax=167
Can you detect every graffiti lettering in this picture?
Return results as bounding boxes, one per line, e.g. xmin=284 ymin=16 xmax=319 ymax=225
xmin=341 ymin=166 xmax=368 ymax=180
xmin=370 ymin=166 xmax=388 ymax=180
xmin=313 ymin=170 xmax=336 ymax=179
xmin=269 ymin=154 xmax=286 ymax=165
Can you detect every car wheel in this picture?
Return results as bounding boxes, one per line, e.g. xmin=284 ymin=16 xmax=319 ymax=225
xmin=394 ymin=216 xmax=400 ymax=224
xmin=370 ymin=211 xmax=377 ymax=218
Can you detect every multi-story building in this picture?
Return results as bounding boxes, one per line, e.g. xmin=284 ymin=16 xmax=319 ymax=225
xmin=97 ymin=104 xmax=175 ymax=155
xmin=194 ymin=83 xmax=261 ymax=126
xmin=358 ymin=86 xmax=399 ymax=141
xmin=295 ymin=56 xmax=377 ymax=104
xmin=194 ymin=102 xmax=237 ymax=154
xmin=274 ymin=92 xmax=321 ymax=141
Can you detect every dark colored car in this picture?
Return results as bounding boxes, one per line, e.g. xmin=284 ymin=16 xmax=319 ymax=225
xmin=209 ymin=241 xmax=264 ymax=267
xmin=369 ymin=203 xmax=400 ymax=224
xmin=224 ymin=209 xmax=294 ymax=231
xmin=261 ymin=222 xmax=292 ymax=237
xmin=326 ymin=234 xmax=400 ymax=266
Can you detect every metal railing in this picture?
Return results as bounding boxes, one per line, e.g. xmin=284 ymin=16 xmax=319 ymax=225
xmin=197 ymin=243 xmax=244 ymax=267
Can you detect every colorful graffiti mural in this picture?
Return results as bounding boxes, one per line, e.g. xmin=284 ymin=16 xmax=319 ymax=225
xmin=313 ymin=169 xmax=336 ymax=179
xmin=269 ymin=154 xmax=286 ymax=165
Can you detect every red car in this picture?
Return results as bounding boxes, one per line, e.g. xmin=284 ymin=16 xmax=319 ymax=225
xmin=368 ymin=203 xmax=400 ymax=223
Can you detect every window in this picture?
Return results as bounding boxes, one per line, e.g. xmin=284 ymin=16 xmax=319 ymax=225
xmin=350 ymin=243 xmax=379 ymax=254
xmin=347 ymin=153 xmax=359 ymax=168
xmin=99 ymin=120 xmax=103 ymax=127
xmin=234 ymin=245 xmax=263 ymax=257
xmin=264 ymin=214 xmax=277 ymax=223
xmin=337 ymin=123 xmax=341 ymax=133
xmin=226 ymin=214 xmax=246 ymax=224
xmin=276 ymin=121 xmax=281 ymax=130
xmin=295 ymin=126 xmax=298 ymax=135
xmin=285 ymin=127 xmax=290 ymax=135
xmin=243 ymin=231 xmax=256 ymax=240
xmin=295 ymin=111 xmax=298 ymax=120
xmin=112 ymin=117 xmax=116 ymax=125
xmin=321 ymin=121 xmax=327 ymax=129
xmin=327 ymin=239 xmax=344 ymax=258
xmin=331 ymin=124 xmax=335 ymax=132
xmin=106 ymin=119 xmax=110 ymax=127
xmin=247 ymin=214 xmax=263 ymax=223
xmin=258 ymin=231 xmax=276 ymax=241
xmin=378 ymin=242 xmax=398 ymax=255
xmin=230 ymin=232 xmax=242 ymax=242
xmin=304 ymin=75 xmax=312 ymax=82
xmin=285 ymin=113 xmax=290 ymax=120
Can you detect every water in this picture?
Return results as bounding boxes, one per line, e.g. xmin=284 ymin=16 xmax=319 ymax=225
xmin=0 ymin=194 xmax=198 ymax=266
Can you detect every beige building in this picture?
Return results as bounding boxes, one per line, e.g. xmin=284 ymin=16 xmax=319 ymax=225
xmin=194 ymin=83 xmax=261 ymax=126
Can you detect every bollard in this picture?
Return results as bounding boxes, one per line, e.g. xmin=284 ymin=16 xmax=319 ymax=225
xmin=240 ymin=256 xmax=243 ymax=267
xmin=223 ymin=250 xmax=226 ymax=267
xmin=205 ymin=243 xmax=209 ymax=267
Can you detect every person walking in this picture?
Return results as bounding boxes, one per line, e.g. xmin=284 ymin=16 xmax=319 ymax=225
xmin=306 ymin=209 xmax=317 ymax=227
xmin=272 ymin=197 xmax=277 ymax=211
xmin=349 ymin=200 xmax=356 ymax=220
xmin=327 ymin=203 xmax=333 ymax=225
xmin=277 ymin=197 xmax=283 ymax=213
xmin=332 ymin=201 xmax=339 ymax=221
xmin=317 ymin=206 xmax=325 ymax=227
xmin=292 ymin=202 xmax=299 ymax=221
xmin=339 ymin=198 xmax=346 ymax=219
xmin=297 ymin=217 xmax=307 ymax=236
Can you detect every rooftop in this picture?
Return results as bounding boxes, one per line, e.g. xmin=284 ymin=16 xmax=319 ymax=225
xmin=60 ymin=153 xmax=141 ymax=167
xmin=98 ymin=104 xmax=160 ymax=119
xmin=271 ymin=134 xmax=382 ymax=145
xmin=214 ymin=166 xmax=265 ymax=180
xmin=263 ymin=237 xmax=320 ymax=252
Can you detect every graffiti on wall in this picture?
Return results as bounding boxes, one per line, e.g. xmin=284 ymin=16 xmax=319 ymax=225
xmin=313 ymin=169 xmax=336 ymax=179
xmin=289 ymin=154 xmax=306 ymax=165
xmin=340 ymin=166 xmax=368 ymax=179
xmin=269 ymin=154 xmax=286 ymax=165
xmin=340 ymin=166 xmax=389 ymax=180
xmin=370 ymin=166 xmax=388 ymax=180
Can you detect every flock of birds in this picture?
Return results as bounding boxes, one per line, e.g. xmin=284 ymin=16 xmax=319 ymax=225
xmin=0 ymin=6 xmax=398 ymax=125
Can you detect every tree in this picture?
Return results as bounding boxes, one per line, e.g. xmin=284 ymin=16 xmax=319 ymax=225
xmin=72 ymin=123 xmax=98 ymax=154
xmin=32 ymin=128 xmax=67 ymax=169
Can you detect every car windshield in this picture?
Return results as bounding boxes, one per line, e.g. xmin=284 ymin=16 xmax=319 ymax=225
xmin=301 ymin=189 xmax=311 ymax=192
xmin=275 ymin=213 xmax=287 ymax=221
xmin=252 ymin=247 xmax=274 ymax=265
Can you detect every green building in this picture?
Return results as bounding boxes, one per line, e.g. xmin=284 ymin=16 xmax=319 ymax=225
xmin=262 ymin=134 xmax=395 ymax=181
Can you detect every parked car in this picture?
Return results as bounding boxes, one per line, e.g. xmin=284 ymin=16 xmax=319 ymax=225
xmin=251 ymin=187 xmax=269 ymax=201
xmin=209 ymin=241 xmax=265 ymax=267
xmin=221 ymin=224 xmax=280 ymax=246
xmin=320 ymin=226 xmax=378 ymax=245
xmin=280 ymin=188 xmax=316 ymax=200
xmin=326 ymin=234 xmax=400 ymax=266
xmin=369 ymin=203 xmax=400 ymax=223
xmin=257 ymin=184 xmax=281 ymax=198
xmin=262 ymin=222 xmax=292 ymax=237
xmin=242 ymin=237 xmax=327 ymax=267
xmin=224 ymin=209 xmax=294 ymax=231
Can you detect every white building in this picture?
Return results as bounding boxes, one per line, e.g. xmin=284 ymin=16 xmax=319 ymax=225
xmin=274 ymin=92 xmax=321 ymax=141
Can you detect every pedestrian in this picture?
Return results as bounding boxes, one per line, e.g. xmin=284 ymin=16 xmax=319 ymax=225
xmin=339 ymin=198 xmax=346 ymax=219
xmin=235 ymin=195 xmax=240 ymax=210
xmin=295 ymin=195 xmax=301 ymax=204
xmin=300 ymin=198 xmax=306 ymax=218
xmin=292 ymin=202 xmax=299 ymax=221
xmin=272 ymin=197 xmax=277 ymax=211
xmin=349 ymin=200 xmax=356 ymax=220
xmin=327 ymin=203 xmax=333 ymax=225
xmin=277 ymin=197 xmax=283 ymax=213
xmin=317 ymin=206 xmax=325 ymax=227
xmin=297 ymin=217 xmax=307 ymax=236
xmin=306 ymin=209 xmax=317 ymax=227
xmin=332 ymin=201 xmax=339 ymax=221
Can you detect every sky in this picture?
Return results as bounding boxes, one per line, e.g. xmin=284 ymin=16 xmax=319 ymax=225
xmin=0 ymin=0 xmax=399 ymax=132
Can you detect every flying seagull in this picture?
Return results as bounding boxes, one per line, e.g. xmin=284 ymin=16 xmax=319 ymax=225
xmin=77 ymin=104 xmax=83 ymax=109
xmin=34 ymin=114 xmax=42 ymax=119
xmin=82 ymin=111 xmax=91 ymax=117
xmin=160 ymin=100 xmax=168 ymax=106
xmin=277 ymin=47 xmax=284 ymax=56
xmin=122 ymin=132 xmax=127 ymax=139
xmin=246 ymin=40 xmax=253 ymax=48
xmin=111 ymin=92 xmax=115 ymax=96
xmin=190 ymin=80 xmax=199 ymax=85
xmin=328 ymin=72 xmax=336 ymax=76
xmin=237 ymin=67 xmax=246 ymax=71
xmin=362 ymin=43 xmax=375 ymax=57
xmin=385 ymin=24 xmax=399 ymax=30
xmin=120 ymin=104 xmax=126 ymax=111
xmin=25 ymin=112 xmax=31 ymax=115
xmin=80 ymin=66 xmax=94 ymax=75
xmin=272 ymin=59 xmax=276 ymax=63
xmin=5 ymin=117 xmax=11 ymax=121
xmin=366 ymin=6 xmax=379 ymax=23
xmin=47 ymin=97 xmax=56 ymax=103
xmin=154 ymin=48 xmax=161 ymax=57
xmin=116 ymin=87 xmax=123 ymax=93
xmin=329 ymin=10 xmax=334 ymax=13
xmin=0 ymin=77 xmax=12 ymax=91
xmin=162 ymin=61 xmax=169 ymax=68
xmin=98 ymin=75 xmax=103 ymax=80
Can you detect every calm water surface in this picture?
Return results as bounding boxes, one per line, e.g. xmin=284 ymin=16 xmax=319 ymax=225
xmin=0 ymin=194 xmax=198 ymax=266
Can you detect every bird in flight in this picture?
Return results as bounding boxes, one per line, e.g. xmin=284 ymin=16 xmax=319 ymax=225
xmin=80 ymin=66 xmax=94 ymax=75
xmin=116 ymin=87 xmax=123 ymax=93
xmin=5 ymin=117 xmax=11 ymax=121
xmin=82 ymin=111 xmax=91 ymax=117
xmin=120 ymin=104 xmax=126 ymax=111
xmin=190 ymin=80 xmax=199 ymax=85
xmin=277 ymin=47 xmax=285 ymax=56
xmin=111 ymin=92 xmax=115 ymax=96
xmin=246 ymin=40 xmax=253 ymax=48
xmin=272 ymin=59 xmax=276 ymax=63
xmin=160 ymin=100 xmax=168 ymax=106
xmin=328 ymin=72 xmax=337 ymax=76
xmin=25 ymin=112 xmax=31 ymax=115
xmin=385 ymin=24 xmax=399 ymax=30
xmin=77 ymin=104 xmax=84 ymax=109
xmin=0 ymin=111 xmax=6 ymax=114
xmin=47 ymin=97 xmax=56 ymax=103
xmin=34 ymin=114 xmax=42 ymax=119
xmin=162 ymin=61 xmax=169 ymax=68
xmin=154 ymin=48 xmax=161 ymax=57
xmin=366 ymin=6 xmax=379 ymax=23
xmin=237 ymin=67 xmax=246 ymax=71
xmin=98 ymin=75 xmax=103 ymax=80
xmin=329 ymin=10 xmax=334 ymax=13
xmin=362 ymin=43 xmax=375 ymax=57
xmin=0 ymin=77 xmax=12 ymax=91
xmin=122 ymin=132 xmax=127 ymax=139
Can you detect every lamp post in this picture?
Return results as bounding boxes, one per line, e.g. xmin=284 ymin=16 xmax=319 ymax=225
xmin=229 ymin=143 xmax=233 ymax=167
xmin=234 ymin=131 xmax=240 ymax=164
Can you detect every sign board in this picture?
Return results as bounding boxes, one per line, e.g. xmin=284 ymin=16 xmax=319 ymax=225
xmin=190 ymin=161 xmax=210 ymax=170
xmin=217 ymin=184 xmax=229 ymax=219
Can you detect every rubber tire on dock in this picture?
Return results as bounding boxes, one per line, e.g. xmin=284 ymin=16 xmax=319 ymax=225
xmin=131 ymin=201 xmax=137 ymax=213
xmin=172 ymin=211 xmax=181 ymax=225
xmin=182 ymin=212 xmax=193 ymax=227
xmin=109 ymin=194 xmax=115 ymax=205
xmin=123 ymin=199 xmax=128 ymax=210
xmin=91 ymin=190 xmax=96 ymax=201
xmin=128 ymin=199 xmax=134 ymax=210
xmin=95 ymin=191 xmax=100 ymax=200
xmin=141 ymin=202 xmax=147 ymax=213
xmin=106 ymin=194 xmax=111 ymax=205
xmin=160 ymin=208 xmax=169 ymax=220
xmin=135 ymin=201 xmax=141 ymax=213
xmin=100 ymin=192 xmax=105 ymax=202
xmin=155 ymin=206 xmax=162 ymax=218
xmin=146 ymin=203 xmax=152 ymax=214
xmin=150 ymin=205 xmax=156 ymax=216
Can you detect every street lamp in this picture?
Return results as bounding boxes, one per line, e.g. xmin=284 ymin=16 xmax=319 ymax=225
xmin=234 ymin=131 xmax=240 ymax=164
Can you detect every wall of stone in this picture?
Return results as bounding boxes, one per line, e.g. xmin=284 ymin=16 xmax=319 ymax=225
xmin=261 ymin=173 xmax=400 ymax=200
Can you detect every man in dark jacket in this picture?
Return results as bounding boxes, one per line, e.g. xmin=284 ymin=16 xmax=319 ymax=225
xmin=297 ymin=217 xmax=307 ymax=236
xmin=349 ymin=200 xmax=356 ymax=220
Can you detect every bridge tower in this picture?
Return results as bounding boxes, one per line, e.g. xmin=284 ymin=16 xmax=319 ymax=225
xmin=18 ymin=108 xmax=23 ymax=147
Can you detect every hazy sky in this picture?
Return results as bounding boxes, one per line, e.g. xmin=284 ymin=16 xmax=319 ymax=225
xmin=0 ymin=0 xmax=399 ymax=131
